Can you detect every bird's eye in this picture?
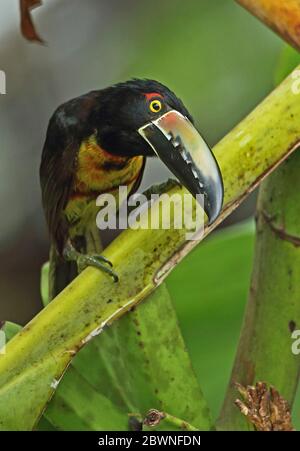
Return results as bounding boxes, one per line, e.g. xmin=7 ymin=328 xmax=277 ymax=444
xmin=149 ymin=99 xmax=162 ymax=113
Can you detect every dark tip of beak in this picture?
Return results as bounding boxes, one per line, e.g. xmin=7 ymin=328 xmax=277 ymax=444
xmin=202 ymin=176 xmax=223 ymax=225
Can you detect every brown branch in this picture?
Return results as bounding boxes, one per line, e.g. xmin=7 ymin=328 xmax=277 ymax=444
xmin=236 ymin=0 xmax=300 ymax=52
xmin=19 ymin=0 xmax=44 ymax=43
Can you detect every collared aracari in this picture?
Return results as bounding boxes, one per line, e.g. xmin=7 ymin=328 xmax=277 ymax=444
xmin=40 ymin=79 xmax=223 ymax=298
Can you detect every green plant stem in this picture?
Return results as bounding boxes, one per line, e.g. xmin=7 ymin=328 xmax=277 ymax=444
xmin=0 ymin=68 xmax=300 ymax=430
xmin=217 ymin=151 xmax=300 ymax=431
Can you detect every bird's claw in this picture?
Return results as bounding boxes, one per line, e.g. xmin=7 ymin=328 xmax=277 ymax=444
xmin=63 ymin=244 xmax=118 ymax=282
xmin=77 ymin=254 xmax=118 ymax=283
xmin=92 ymin=254 xmax=113 ymax=267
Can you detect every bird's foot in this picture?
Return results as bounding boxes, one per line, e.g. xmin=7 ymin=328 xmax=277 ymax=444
xmin=63 ymin=243 xmax=118 ymax=283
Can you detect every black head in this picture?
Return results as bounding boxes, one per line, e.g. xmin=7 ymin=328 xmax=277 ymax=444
xmin=93 ymin=79 xmax=193 ymax=157
xmin=91 ymin=78 xmax=223 ymax=224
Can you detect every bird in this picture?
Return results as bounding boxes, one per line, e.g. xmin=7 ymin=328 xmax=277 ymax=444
xmin=40 ymin=79 xmax=223 ymax=299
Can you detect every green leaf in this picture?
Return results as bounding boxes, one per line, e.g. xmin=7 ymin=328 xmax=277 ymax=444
xmin=275 ymin=44 xmax=300 ymax=85
xmin=169 ymin=220 xmax=300 ymax=430
xmin=167 ymin=221 xmax=256 ymax=419
xmin=40 ymin=261 xmax=50 ymax=307
xmin=41 ymin=283 xmax=212 ymax=431
xmin=1 ymin=322 xmax=22 ymax=342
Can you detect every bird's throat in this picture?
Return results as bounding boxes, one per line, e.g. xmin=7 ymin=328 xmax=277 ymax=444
xmin=73 ymin=134 xmax=144 ymax=196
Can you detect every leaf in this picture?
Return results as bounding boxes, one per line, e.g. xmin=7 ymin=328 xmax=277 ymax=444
xmin=167 ymin=221 xmax=256 ymax=418
xmin=275 ymin=44 xmax=300 ymax=86
xmin=40 ymin=261 xmax=50 ymax=307
xmin=0 ymin=321 xmax=22 ymax=342
xmin=40 ymin=283 xmax=212 ymax=431
xmin=20 ymin=0 xmax=44 ymax=43
xmin=169 ymin=220 xmax=300 ymax=430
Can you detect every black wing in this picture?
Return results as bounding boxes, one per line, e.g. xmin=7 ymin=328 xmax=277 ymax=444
xmin=40 ymin=92 xmax=100 ymax=253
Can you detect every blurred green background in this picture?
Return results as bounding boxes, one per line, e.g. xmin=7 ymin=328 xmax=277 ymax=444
xmin=1 ymin=0 xmax=298 ymax=429
xmin=0 ymin=0 xmax=282 ymax=322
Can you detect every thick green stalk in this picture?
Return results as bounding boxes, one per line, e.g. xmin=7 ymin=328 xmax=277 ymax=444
xmin=217 ymin=151 xmax=300 ymax=431
xmin=0 ymin=68 xmax=300 ymax=430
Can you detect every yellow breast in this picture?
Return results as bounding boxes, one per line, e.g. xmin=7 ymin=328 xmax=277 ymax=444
xmin=64 ymin=134 xmax=144 ymax=233
xmin=73 ymin=134 xmax=144 ymax=194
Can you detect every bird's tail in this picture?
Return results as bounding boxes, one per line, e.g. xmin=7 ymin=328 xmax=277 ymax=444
xmin=48 ymin=244 xmax=77 ymax=300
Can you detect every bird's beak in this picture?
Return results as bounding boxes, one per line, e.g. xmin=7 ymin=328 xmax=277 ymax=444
xmin=138 ymin=110 xmax=223 ymax=224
